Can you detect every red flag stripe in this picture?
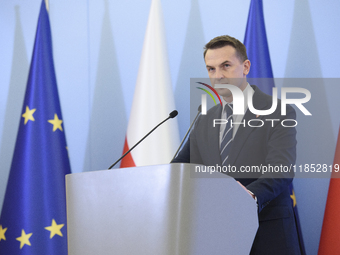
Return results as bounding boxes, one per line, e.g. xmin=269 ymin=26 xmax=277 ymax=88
xmin=318 ymin=127 xmax=340 ymax=254
xmin=120 ymin=137 xmax=136 ymax=168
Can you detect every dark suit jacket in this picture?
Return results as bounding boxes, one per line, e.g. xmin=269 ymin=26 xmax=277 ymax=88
xmin=172 ymin=85 xmax=301 ymax=255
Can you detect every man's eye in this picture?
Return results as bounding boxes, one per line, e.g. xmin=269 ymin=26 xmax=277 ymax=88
xmin=224 ymin=64 xmax=230 ymax=67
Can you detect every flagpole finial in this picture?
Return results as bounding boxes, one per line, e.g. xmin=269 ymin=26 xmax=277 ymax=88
xmin=44 ymin=0 xmax=49 ymax=12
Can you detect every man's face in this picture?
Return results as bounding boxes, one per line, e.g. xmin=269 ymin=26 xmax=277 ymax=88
xmin=204 ymin=45 xmax=250 ymax=102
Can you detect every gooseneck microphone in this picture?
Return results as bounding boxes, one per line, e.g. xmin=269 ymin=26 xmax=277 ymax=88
xmin=108 ymin=110 xmax=178 ymax=169
xmin=171 ymin=105 xmax=201 ymax=162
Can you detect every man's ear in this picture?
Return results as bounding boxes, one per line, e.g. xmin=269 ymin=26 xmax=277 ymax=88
xmin=243 ymin=59 xmax=251 ymax=75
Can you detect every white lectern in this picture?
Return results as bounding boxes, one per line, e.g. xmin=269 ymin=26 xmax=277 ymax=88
xmin=66 ymin=163 xmax=258 ymax=255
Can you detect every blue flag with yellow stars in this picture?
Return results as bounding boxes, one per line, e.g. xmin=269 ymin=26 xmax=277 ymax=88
xmin=0 ymin=1 xmax=71 ymax=254
xmin=243 ymin=0 xmax=274 ymax=95
xmin=244 ymin=0 xmax=306 ymax=254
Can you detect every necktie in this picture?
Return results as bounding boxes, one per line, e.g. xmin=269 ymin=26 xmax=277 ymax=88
xmin=220 ymin=103 xmax=233 ymax=166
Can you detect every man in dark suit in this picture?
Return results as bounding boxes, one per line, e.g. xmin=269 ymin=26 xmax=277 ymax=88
xmin=172 ymin=35 xmax=301 ymax=254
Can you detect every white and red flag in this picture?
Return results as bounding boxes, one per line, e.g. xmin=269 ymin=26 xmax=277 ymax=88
xmin=120 ymin=0 xmax=180 ymax=168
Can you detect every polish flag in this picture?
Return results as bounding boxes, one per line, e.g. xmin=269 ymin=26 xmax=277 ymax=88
xmin=318 ymin=126 xmax=340 ymax=254
xmin=120 ymin=0 xmax=180 ymax=168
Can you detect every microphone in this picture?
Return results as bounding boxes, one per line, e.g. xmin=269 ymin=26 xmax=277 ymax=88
xmin=108 ymin=110 xmax=178 ymax=169
xmin=169 ymin=110 xmax=178 ymax=118
xmin=171 ymin=105 xmax=201 ymax=162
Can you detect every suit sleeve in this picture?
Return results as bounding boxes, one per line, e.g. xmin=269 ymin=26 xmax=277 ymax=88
xmin=245 ymin=104 xmax=297 ymax=212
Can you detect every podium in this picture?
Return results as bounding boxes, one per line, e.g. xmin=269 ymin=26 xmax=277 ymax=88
xmin=66 ymin=163 xmax=258 ymax=255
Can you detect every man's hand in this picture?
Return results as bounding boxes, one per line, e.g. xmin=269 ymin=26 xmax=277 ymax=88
xmin=237 ymin=181 xmax=256 ymax=200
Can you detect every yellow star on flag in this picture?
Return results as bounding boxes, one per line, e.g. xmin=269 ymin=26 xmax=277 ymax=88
xmin=290 ymin=189 xmax=297 ymax=207
xmin=22 ymin=106 xmax=36 ymax=124
xmin=16 ymin=229 xmax=33 ymax=249
xmin=0 ymin=225 xmax=7 ymax=241
xmin=45 ymin=219 xmax=64 ymax=239
xmin=48 ymin=114 xmax=63 ymax=132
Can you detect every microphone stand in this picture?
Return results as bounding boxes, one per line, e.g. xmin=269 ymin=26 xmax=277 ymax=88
xmin=108 ymin=110 xmax=178 ymax=169
xmin=171 ymin=106 xmax=201 ymax=162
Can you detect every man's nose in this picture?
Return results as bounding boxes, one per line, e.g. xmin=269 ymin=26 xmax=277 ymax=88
xmin=214 ymin=68 xmax=224 ymax=79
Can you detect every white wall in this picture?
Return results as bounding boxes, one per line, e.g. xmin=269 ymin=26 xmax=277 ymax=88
xmin=1 ymin=0 xmax=340 ymax=254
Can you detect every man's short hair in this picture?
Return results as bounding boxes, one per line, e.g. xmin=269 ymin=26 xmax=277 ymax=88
xmin=203 ymin=35 xmax=248 ymax=62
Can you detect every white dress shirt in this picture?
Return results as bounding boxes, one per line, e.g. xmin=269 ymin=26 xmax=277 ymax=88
xmin=219 ymin=83 xmax=254 ymax=146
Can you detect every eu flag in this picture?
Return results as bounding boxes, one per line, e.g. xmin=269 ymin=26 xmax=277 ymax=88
xmin=0 ymin=1 xmax=71 ymax=254
xmin=244 ymin=1 xmax=306 ymax=254
xmin=243 ymin=0 xmax=274 ymax=95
